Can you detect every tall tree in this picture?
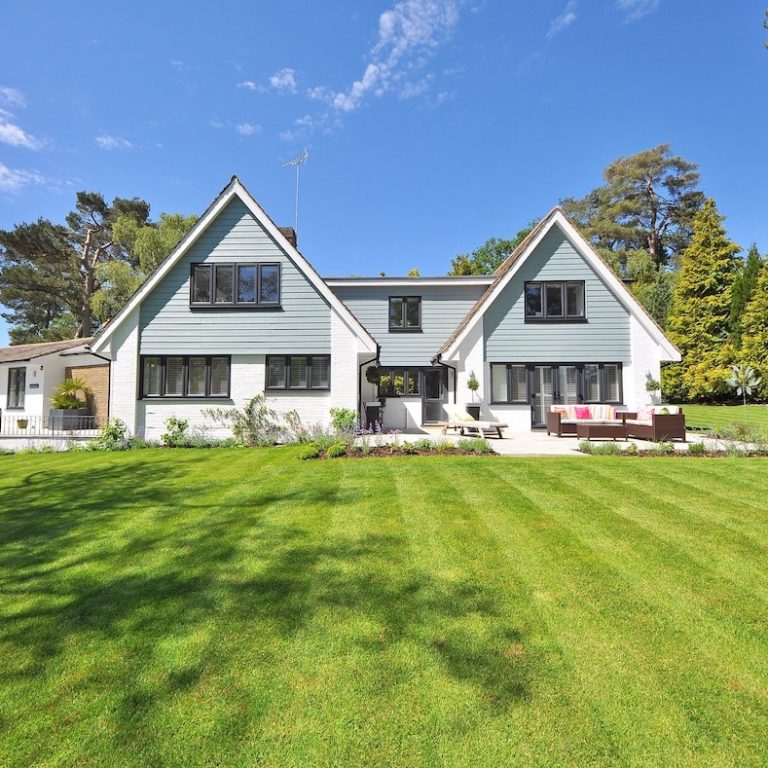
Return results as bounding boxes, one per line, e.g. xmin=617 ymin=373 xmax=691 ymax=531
xmin=0 ymin=191 xmax=196 ymax=342
xmin=560 ymin=144 xmax=704 ymax=276
xmin=449 ymin=223 xmax=537 ymax=275
xmin=663 ymin=199 xmax=741 ymax=400
xmin=0 ymin=220 xmax=80 ymax=343
xmin=740 ymin=258 xmax=768 ymax=396
xmin=65 ymin=192 xmax=151 ymax=336
xmin=729 ymin=244 xmax=762 ymax=345
xmin=632 ymin=269 xmax=677 ymax=330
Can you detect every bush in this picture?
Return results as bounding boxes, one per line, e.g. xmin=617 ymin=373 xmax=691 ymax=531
xmin=90 ymin=418 xmax=129 ymax=451
xmin=128 ymin=437 xmax=162 ymax=450
xmin=205 ymin=394 xmax=279 ymax=446
xmin=590 ymin=442 xmax=622 ymax=456
xmin=282 ymin=410 xmax=311 ymax=444
xmin=625 ymin=442 xmax=638 ymax=455
xmin=326 ymin=441 xmax=348 ymax=458
xmin=298 ymin=444 xmax=321 ymax=460
xmin=400 ymin=441 xmax=417 ymax=454
xmin=161 ymin=417 xmax=189 ymax=447
xmin=578 ymin=440 xmax=594 ymax=454
xmin=654 ymin=440 xmax=675 ymax=455
xmin=330 ymin=407 xmax=357 ymax=435
xmin=414 ymin=438 xmax=433 ymax=451
xmin=688 ymin=441 xmax=706 ymax=456
xmin=432 ymin=438 xmax=453 ymax=454
xmin=457 ymin=438 xmax=493 ymax=454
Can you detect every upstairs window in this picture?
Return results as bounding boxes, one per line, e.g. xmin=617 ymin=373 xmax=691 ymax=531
xmin=525 ymin=281 xmax=585 ymax=321
xmin=388 ymin=296 xmax=421 ymax=331
xmin=190 ymin=263 xmax=281 ymax=308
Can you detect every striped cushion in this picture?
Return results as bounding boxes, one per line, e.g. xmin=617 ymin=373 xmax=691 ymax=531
xmin=550 ymin=404 xmax=616 ymax=421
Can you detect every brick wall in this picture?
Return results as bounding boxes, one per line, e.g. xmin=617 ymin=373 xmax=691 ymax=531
xmin=65 ymin=364 xmax=109 ymax=425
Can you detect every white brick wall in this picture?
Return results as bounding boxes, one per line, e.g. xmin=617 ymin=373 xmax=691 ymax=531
xmin=108 ymin=306 xmax=141 ymax=433
xmin=626 ymin=314 xmax=661 ymax=409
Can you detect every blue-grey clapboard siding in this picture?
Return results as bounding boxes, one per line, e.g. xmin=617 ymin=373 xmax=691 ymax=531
xmin=331 ymin=284 xmax=486 ymax=366
xmin=483 ymin=225 xmax=631 ymax=362
xmin=140 ymin=198 xmax=331 ymax=355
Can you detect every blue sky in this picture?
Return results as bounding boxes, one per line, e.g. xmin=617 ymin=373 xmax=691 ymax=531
xmin=1 ymin=1 xmax=767 ymax=345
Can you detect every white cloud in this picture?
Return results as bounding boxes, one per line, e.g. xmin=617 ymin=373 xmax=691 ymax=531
xmin=237 ymin=80 xmax=264 ymax=92
xmin=269 ymin=68 xmax=298 ymax=93
xmin=95 ymin=133 xmax=133 ymax=150
xmin=0 ymin=161 xmax=44 ymax=192
xmin=399 ymin=76 xmax=433 ymax=99
xmin=616 ymin=0 xmax=659 ymax=22
xmin=0 ymin=120 xmax=43 ymax=149
xmin=315 ymin=0 xmax=464 ymax=112
xmin=547 ymin=0 xmax=578 ymax=39
xmin=236 ymin=122 xmax=262 ymax=136
xmin=0 ymin=86 xmax=26 ymax=108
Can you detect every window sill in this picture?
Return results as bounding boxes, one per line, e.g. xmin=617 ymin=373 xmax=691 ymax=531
xmin=388 ymin=328 xmax=423 ymax=333
xmin=5 ymin=406 xmax=25 ymax=411
xmin=139 ymin=396 xmax=232 ymax=401
xmin=524 ymin=317 xmax=588 ymax=324
xmin=265 ymin=388 xmax=331 ymax=393
xmin=489 ymin=401 xmax=529 ymax=406
xmin=189 ymin=304 xmax=282 ymax=310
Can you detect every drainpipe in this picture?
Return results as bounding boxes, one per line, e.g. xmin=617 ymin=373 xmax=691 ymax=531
xmin=358 ymin=345 xmax=380 ymax=427
xmin=431 ymin=353 xmax=457 ymax=404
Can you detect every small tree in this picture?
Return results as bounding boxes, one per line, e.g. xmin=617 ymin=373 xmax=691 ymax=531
xmin=50 ymin=377 xmax=91 ymax=410
xmin=726 ymin=365 xmax=761 ymax=419
xmin=645 ymin=375 xmax=661 ymax=404
xmin=467 ymin=371 xmax=480 ymax=403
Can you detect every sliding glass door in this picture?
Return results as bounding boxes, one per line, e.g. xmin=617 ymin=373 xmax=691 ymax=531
xmin=530 ymin=366 xmax=553 ymax=428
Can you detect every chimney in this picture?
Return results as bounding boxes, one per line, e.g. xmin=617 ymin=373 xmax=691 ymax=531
xmin=279 ymin=227 xmax=297 ymax=248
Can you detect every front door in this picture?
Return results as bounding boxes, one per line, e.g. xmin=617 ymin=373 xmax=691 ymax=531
xmin=422 ymin=369 xmax=446 ymax=424
xmin=530 ymin=365 xmax=554 ymax=428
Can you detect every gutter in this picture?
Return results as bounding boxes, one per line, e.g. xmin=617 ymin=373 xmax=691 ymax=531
xmin=431 ymin=353 xmax=457 ymax=404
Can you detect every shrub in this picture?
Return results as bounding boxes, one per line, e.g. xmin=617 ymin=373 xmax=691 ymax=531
xmin=161 ymin=417 xmax=189 ymax=447
xmin=578 ymin=440 xmax=594 ymax=454
xmin=414 ymin=438 xmax=433 ymax=451
xmin=625 ymin=442 xmax=638 ymax=456
xmin=282 ymin=410 xmax=311 ymax=444
xmin=654 ymin=440 xmax=674 ymax=456
xmin=90 ymin=418 xmax=129 ymax=451
xmin=205 ymin=394 xmax=279 ymax=446
xmin=298 ymin=444 xmax=321 ymax=460
xmin=330 ymin=407 xmax=357 ymax=435
xmin=51 ymin=377 xmax=91 ymax=410
xmin=432 ymin=438 xmax=453 ymax=454
xmin=400 ymin=441 xmax=417 ymax=455
xmin=590 ymin=442 xmax=622 ymax=456
xmin=128 ymin=437 xmax=162 ymax=450
xmin=688 ymin=441 xmax=706 ymax=456
xmin=326 ymin=441 xmax=348 ymax=458
xmin=457 ymin=438 xmax=493 ymax=454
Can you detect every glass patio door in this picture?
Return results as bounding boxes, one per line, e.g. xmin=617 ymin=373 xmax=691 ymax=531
xmin=530 ymin=366 xmax=554 ymax=428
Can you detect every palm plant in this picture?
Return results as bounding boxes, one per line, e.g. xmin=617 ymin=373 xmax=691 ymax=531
xmin=51 ymin=377 xmax=92 ymax=410
xmin=726 ymin=365 xmax=761 ymax=418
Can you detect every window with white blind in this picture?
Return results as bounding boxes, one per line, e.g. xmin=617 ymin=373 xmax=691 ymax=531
xmin=266 ymin=356 xmax=330 ymax=391
xmin=140 ymin=356 xmax=230 ymax=398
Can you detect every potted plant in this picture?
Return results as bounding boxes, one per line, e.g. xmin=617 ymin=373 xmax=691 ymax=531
xmin=466 ymin=371 xmax=481 ymax=420
xmin=645 ymin=375 xmax=661 ymax=405
xmin=48 ymin=377 xmax=92 ymax=430
xmin=17 ymin=418 xmax=28 ymax=430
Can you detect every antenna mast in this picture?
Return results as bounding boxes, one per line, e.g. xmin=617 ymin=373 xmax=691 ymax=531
xmin=281 ymin=148 xmax=309 ymax=234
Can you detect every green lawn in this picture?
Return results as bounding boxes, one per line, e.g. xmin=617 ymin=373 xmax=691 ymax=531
xmin=1 ymin=449 xmax=767 ymax=767
xmin=677 ymin=403 xmax=768 ymax=432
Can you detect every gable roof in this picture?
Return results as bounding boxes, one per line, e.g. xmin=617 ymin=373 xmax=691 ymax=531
xmin=0 ymin=337 xmax=94 ymax=364
xmin=437 ymin=208 xmax=681 ymax=361
xmin=90 ymin=177 xmax=377 ymax=355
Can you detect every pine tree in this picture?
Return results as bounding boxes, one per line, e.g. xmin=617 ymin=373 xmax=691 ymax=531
xmin=663 ymin=199 xmax=740 ymax=400
xmin=740 ymin=259 xmax=768 ymax=397
xmin=729 ymin=244 xmax=762 ymax=345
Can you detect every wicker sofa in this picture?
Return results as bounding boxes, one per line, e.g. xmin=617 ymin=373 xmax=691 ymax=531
xmin=546 ymin=404 xmax=624 ymax=437
xmin=619 ymin=406 xmax=686 ymax=442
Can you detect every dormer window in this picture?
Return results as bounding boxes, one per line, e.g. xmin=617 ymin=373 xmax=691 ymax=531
xmin=525 ymin=281 xmax=585 ymax=322
xmin=388 ymin=296 xmax=421 ymax=332
xmin=190 ymin=263 xmax=281 ymax=308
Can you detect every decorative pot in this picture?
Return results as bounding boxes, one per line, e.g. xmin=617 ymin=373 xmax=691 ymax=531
xmin=466 ymin=404 xmax=481 ymax=420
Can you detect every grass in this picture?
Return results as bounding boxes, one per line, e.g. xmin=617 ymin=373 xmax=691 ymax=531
xmin=677 ymin=403 xmax=768 ymax=432
xmin=1 ymin=448 xmax=767 ymax=767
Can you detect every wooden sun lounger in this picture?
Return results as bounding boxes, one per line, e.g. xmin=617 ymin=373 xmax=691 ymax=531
xmin=442 ymin=407 xmax=507 ymax=438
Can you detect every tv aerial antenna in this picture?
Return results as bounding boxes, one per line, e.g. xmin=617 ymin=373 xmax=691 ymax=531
xmin=281 ymin=148 xmax=309 ymax=235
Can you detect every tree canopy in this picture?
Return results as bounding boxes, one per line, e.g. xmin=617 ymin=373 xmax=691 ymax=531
xmin=448 ymin=223 xmax=536 ymax=275
xmin=0 ymin=192 xmax=196 ymax=343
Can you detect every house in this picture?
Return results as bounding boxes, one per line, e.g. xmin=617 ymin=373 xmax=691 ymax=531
xmin=0 ymin=338 xmax=109 ymax=433
xmin=88 ymin=177 xmax=680 ymax=439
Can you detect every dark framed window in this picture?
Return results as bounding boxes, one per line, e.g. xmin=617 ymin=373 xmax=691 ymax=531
xmin=525 ymin=281 xmax=585 ymax=322
xmin=190 ymin=263 xmax=281 ymax=308
xmin=388 ymin=296 xmax=421 ymax=331
xmin=140 ymin=356 xmax=230 ymax=398
xmin=7 ymin=367 xmax=26 ymax=409
xmin=490 ymin=362 xmax=622 ymax=405
xmin=266 ymin=355 xmax=330 ymax=391
xmin=376 ymin=367 xmax=422 ymax=397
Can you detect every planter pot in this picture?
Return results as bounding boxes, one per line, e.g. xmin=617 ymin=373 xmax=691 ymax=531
xmin=466 ymin=404 xmax=481 ymax=420
xmin=48 ymin=407 xmax=90 ymax=430
xmin=364 ymin=403 xmax=381 ymax=430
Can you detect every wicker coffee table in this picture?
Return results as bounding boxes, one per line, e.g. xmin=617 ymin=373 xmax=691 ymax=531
xmin=576 ymin=421 xmax=627 ymax=441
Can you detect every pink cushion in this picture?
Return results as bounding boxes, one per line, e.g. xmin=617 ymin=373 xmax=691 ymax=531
xmin=574 ymin=406 xmax=591 ymax=420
